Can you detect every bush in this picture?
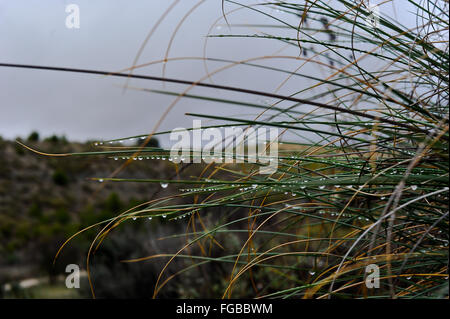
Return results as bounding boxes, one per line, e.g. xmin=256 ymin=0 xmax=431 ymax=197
xmin=27 ymin=131 xmax=39 ymax=142
xmin=45 ymin=135 xmax=68 ymax=144
xmin=52 ymin=169 xmax=69 ymax=186
xmin=53 ymin=208 xmax=70 ymax=224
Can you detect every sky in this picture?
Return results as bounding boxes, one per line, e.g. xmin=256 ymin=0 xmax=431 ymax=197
xmin=0 ymin=0 xmax=424 ymax=147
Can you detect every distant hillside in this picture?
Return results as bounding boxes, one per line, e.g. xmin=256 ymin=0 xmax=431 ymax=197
xmin=0 ymin=134 xmax=178 ymax=284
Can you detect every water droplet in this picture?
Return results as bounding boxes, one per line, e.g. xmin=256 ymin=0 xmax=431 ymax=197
xmin=160 ymin=182 xmax=168 ymax=189
xmin=381 ymin=197 xmax=386 ymax=200
xmin=98 ymin=179 xmax=104 ymax=183
xmin=309 ymin=271 xmax=316 ymax=275
xmin=148 ymin=217 xmax=152 ymax=220
xmin=162 ymin=214 xmax=167 ymax=218
xmin=132 ymin=217 xmax=137 ymax=221
xmin=319 ymin=185 xmax=325 ymax=189
xmin=406 ymin=276 xmax=412 ymax=280
xmin=411 ymin=185 xmax=418 ymax=191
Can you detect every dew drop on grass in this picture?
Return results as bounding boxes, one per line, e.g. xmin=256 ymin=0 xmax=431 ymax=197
xmin=319 ymin=185 xmax=325 ymax=189
xmin=98 ymin=179 xmax=104 ymax=183
xmin=309 ymin=271 xmax=316 ymax=276
xmin=160 ymin=182 xmax=168 ymax=189
xmin=132 ymin=217 xmax=137 ymax=221
xmin=148 ymin=217 xmax=152 ymax=220
xmin=162 ymin=215 xmax=167 ymax=218
xmin=411 ymin=185 xmax=418 ymax=191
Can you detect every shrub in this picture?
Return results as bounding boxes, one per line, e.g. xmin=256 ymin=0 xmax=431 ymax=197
xmin=27 ymin=131 xmax=40 ymax=142
xmin=52 ymin=169 xmax=69 ymax=186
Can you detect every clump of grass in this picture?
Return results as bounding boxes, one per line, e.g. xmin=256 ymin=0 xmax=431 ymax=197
xmin=4 ymin=0 xmax=448 ymax=298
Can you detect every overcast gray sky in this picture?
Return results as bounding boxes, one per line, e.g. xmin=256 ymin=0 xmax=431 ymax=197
xmin=0 ymin=0 xmax=420 ymax=146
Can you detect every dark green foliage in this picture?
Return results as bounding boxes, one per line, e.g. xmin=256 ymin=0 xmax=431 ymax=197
xmin=52 ymin=169 xmax=69 ymax=186
xmin=14 ymin=140 xmax=25 ymax=155
xmin=103 ymin=192 xmax=122 ymax=213
xmin=27 ymin=131 xmax=40 ymax=142
xmin=28 ymin=203 xmax=43 ymax=218
xmin=44 ymin=135 xmax=68 ymax=144
xmin=135 ymin=137 xmax=160 ymax=148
